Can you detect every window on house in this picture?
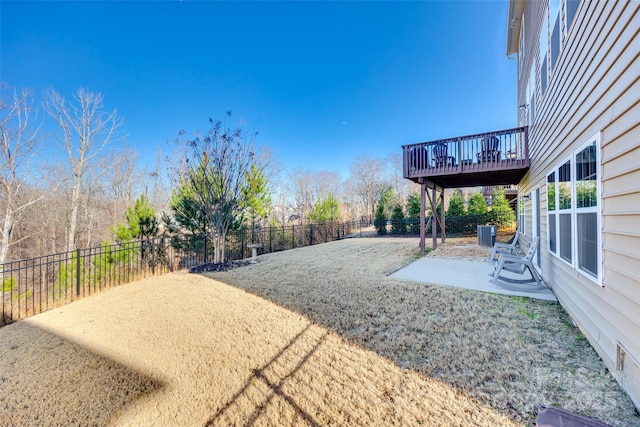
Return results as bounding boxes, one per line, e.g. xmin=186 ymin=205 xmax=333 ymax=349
xmin=546 ymin=133 xmax=601 ymax=284
xmin=566 ymin=0 xmax=581 ymax=34
xmin=541 ymin=54 xmax=548 ymax=94
xmin=547 ymin=172 xmax=556 ymax=254
xmin=558 ymin=160 xmax=572 ymax=263
xmin=550 ymin=0 xmax=561 ymax=72
xmin=539 ymin=8 xmax=549 ymax=95
xmin=528 ymin=64 xmax=536 ymax=126
xmin=528 ymin=65 xmax=536 ymax=124
xmin=576 ymin=140 xmax=598 ymax=278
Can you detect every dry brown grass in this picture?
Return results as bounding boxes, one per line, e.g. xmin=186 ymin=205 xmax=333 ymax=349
xmin=0 ymin=237 xmax=637 ymax=426
xmin=209 ymin=237 xmax=639 ymax=426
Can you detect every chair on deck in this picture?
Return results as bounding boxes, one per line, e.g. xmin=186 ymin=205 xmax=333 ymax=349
xmin=432 ymin=143 xmax=456 ymax=167
xmin=409 ymin=146 xmax=429 ymax=172
xmin=477 ymin=136 xmax=502 ymax=163
xmin=489 ymin=236 xmax=545 ymax=289
xmin=489 ymin=230 xmax=521 ymax=261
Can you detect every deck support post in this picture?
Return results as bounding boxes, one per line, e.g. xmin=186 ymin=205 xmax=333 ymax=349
xmin=420 ymin=182 xmax=426 ymax=256
xmin=440 ymin=191 xmax=446 ymax=244
xmin=431 ymin=186 xmax=437 ymax=249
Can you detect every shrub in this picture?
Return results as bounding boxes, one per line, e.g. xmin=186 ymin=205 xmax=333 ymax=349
xmin=390 ymin=204 xmax=407 ymax=235
xmin=374 ymin=203 xmax=387 ymax=235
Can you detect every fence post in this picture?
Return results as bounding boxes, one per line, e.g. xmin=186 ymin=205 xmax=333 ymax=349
xmin=76 ymin=249 xmax=81 ymax=297
xmin=204 ymin=235 xmax=208 ymax=264
xmin=292 ymin=225 xmax=295 ymax=249
xmin=151 ymin=238 xmax=156 ymax=275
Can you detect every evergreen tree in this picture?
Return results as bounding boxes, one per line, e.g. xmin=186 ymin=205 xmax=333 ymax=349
xmin=113 ymin=195 xmax=158 ymax=242
xmin=241 ymin=164 xmax=272 ymax=224
xmin=379 ymin=186 xmax=397 ymax=220
xmin=170 ymin=169 xmax=209 ymax=236
xmin=406 ymin=193 xmax=421 ymax=219
xmin=113 ymin=195 xmax=159 ymax=261
xmin=468 ymin=191 xmax=488 ymax=215
xmin=374 ymin=202 xmax=387 ymax=235
xmin=447 ymin=190 xmax=466 ymax=217
xmin=308 ymin=192 xmax=340 ymax=223
xmin=241 ymin=163 xmax=272 ymax=240
xmin=489 ymin=188 xmax=516 ymax=229
xmin=390 ymin=203 xmax=407 ymax=235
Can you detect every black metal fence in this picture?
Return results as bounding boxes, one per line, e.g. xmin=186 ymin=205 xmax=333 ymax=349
xmin=1 ymin=217 xmax=517 ymax=326
xmin=1 ymin=220 xmax=366 ymax=326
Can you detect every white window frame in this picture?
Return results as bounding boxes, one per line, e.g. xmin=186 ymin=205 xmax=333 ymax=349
xmin=531 ymin=185 xmax=541 ymax=268
xmin=547 ymin=171 xmax=557 ymax=255
xmin=545 ymin=132 xmax=602 ymax=286
xmin=563 ymin=0 xmax=581 ymax=42
xmin=556 ymin=157 xmax=573 ymax=266
xmin=573 ymin=133 xmax=602 ymax=285
xmin=539 ymin=2 xmax=550 ymax=97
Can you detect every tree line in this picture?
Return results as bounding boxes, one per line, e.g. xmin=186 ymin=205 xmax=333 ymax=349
xmin=1 ymin=84 xmax=515 ymax=265
xmin=373 ymin=188 xmax=516 ymax=236
xmin=0 ymin=85 xmax=411 ymax=264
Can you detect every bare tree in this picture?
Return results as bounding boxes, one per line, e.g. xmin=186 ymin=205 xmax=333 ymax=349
xmin=44 ymin=88 xmax=124 ymax=252
xmin=0 ymin=86 xmax=43 ymax=265
xmin=345 ymin=156 xmax=390 ymax=220
xmin=388 ymin=152 xmax=411 ymax=203
xmin=288 ymin=169 xmax=315 ymax=221
xmin=288 ymin=169 xmax=340 ymax=222
xmin=173 ymin=112 xmax=261 ymax=263
xmin=105 ymin=146 xmax=142 ymax=228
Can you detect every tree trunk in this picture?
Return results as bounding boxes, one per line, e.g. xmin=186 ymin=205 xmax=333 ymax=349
xmin=67 ymin=179 xmax=81 ymax=252
xmin=0 ymin=206 xmax=12 ymax=265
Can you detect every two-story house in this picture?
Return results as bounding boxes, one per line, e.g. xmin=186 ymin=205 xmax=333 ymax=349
xmin=402 ymin=0 xmax=639 ymax=408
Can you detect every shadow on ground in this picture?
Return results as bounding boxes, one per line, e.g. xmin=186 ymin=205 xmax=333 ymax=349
xmin=0 ymin=321 xmax=163 ymax=426
xmin=204 ymin=322 xmax=519 ymax=426
xmin=206 ymin=238 xmax=640 ymax=427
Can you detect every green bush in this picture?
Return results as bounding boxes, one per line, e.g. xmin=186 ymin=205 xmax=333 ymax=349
xmin=390 ymin=204 xmax=407 ymax=235
xmin=374 ymin=203 xmax=387 ymax=235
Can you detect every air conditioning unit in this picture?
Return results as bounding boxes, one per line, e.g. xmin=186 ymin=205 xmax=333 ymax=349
xmin=478 ymin=225 xmax=496 ymax=247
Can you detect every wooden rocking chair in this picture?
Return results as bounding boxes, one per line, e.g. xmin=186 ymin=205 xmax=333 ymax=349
xmin=489 ymin=236 xmax=546 ymax=289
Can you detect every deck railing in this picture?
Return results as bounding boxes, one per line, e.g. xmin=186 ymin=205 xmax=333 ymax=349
xmin=483 ymin=185 xmax=519 ymax=197
xmin=403 ymin=126 xmax=529 ymax=179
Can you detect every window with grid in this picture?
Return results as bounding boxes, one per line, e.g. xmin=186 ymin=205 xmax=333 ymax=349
xmin=576 ymin=141 xmax=598 ymax=278
xmin=547 ymin=172 xmax=557 ymax=254
xmin=546 ymin=133 xmax=601 ymax=284
xmin=558 ymin=160 xmax=572 ymax=263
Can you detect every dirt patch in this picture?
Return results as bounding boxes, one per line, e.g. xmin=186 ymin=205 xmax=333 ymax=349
xmin=1 ymin=238 xmax=638 ymax=426
xmin=426 ymin=241 xmax=491 ymax=261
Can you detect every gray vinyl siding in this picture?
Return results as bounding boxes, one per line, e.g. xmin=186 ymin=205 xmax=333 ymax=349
xmin=516 ymin=0 xmax=640 ymax=406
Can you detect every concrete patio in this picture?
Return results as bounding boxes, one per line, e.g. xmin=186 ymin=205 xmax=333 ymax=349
xmin=390 ymin=257 xmax=557 ymax=301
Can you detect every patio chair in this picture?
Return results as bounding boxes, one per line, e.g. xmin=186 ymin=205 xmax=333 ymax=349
xmin=409 ymin=146 xmax=429 ymax=171
xmin=477 ymin=136 xmax=502 ymax=163
xmin=432 ymin=143 xmax=456 ymax=167
xmin=489 ymin=236 xmax=546 ymax=289
xmin=488 ymin=230 xmax=521 ymax=261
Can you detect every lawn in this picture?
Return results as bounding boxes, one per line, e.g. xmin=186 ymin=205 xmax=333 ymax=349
xmin=0 ymin=237 xmax=637 ymax=426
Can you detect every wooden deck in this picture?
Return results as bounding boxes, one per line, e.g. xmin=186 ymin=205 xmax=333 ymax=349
xmin=402 ymin=127 xmax=529 ymax=189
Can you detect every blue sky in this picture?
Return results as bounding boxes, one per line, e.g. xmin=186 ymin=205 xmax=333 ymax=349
xmin=1 ymin=1 xmax=516 ymax=178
